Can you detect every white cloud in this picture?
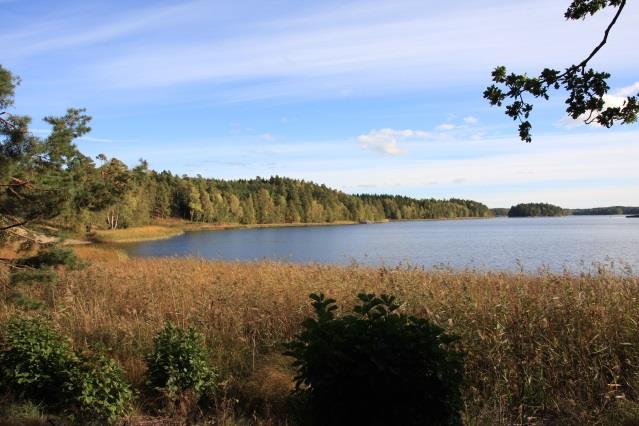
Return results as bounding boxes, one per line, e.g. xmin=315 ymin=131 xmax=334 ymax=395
xmin=259 ymin=133 xmax=274 ymax=141
xmin=357 ymin=128 xmax=431 ymax=156
xmin=463 ymin=116 xmax=479 ymax=125
xmin=436 ymin=123 xmax=456 ymax=131
xmin=615 ymin=82 xmax=639 ymax=97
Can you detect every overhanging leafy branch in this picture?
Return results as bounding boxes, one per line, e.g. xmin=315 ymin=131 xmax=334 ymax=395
xmin=484 ymin=0 xmax=638 ymax=142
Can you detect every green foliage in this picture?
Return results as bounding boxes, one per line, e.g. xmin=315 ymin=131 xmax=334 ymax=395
xmin=0 ymin=318 xmax=131 ymax=424
xmin=8 ymin=247 xmax=85 ymax=311
xmin=146 ymin=321 xmax=215 ymax=399
xmin=0 ymin=318 xmax=76 ymax=405
xmin=285 ymin=293 xmax=464 ymax=426
xmin=485 ymin=0 xmax=637 ymax=142
xmin=0 ymin=64 xmax=20 ymax=110
xmin=16 ymin=247 xmax=85 ymax=270
xmin=66 ymin=352 xmax=132 ymax=424
xmin=565 ymin=0 xmax=624 ymax=19
xmin=1 ymin=65 xmax=95 ymax=233
xmin=508 ymin=202 xmax=566 ymax=217
xmin=491 ymin=207 xmax=510 ymax=217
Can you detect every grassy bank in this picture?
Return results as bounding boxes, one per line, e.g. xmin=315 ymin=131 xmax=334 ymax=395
xmin=180 ymin=219 xmax=361 ymax=232
xmin=2 ymin=253 xmax=639 ymax=424
xmin=86 ymin=220 xmax=363 ymax=244
xmin=88 ymin=225 xmax=185 ymax=243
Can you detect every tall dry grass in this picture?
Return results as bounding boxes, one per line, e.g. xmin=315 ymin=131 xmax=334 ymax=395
xmin=2 ymin=257 xmax=639 ymax=424
xmin=89 ymin=226 xmax=184 ymax=243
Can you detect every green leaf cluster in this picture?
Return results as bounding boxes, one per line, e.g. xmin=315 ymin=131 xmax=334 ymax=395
xmin=16 ymin=247 xmax=86 ymax=270
xmin=285 ymin=293 xmax=464 ymax=426
xmin=0 ymin=317 xmax=131 ymax=424
xmin=0 ymin=318 xmax=76 ymax=404
xmin=66 ymin=352 xmax=132 ymax=424
xmin=484 ymin=0 xmax=637 ymax=142
xmin=8 ymin=247 xmax=86 ymax=310
xmin=145 ymin=321 xmax=216 ymax=400
xmin=565 ymin=0 xmax=624 ymax=19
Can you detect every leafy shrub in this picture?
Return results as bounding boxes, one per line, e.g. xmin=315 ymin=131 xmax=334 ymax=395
xmin=0 ymin=317 xmax=76 ymax=405
xmin=285 ymin=293 xmax=464 ymax=426
xmin=66 ymin=352 xmax=132 ymax=424
xmin=0 ymin=318 xmax=131 ymax=424
xmin=146 ymin=321 xmax=215 ymax=400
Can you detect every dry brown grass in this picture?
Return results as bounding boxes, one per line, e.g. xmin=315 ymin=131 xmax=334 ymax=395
xmin=90 ymin=226 xmax=184 ymax=243
xmin=2 ymin=257 xmax=639 ymax=424
xmin=70 ymin=245 xmax=129 ymax=262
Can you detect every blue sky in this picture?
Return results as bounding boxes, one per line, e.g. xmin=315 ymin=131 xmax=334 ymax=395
xmin=3 ymin=0 xmax=638 ymax=208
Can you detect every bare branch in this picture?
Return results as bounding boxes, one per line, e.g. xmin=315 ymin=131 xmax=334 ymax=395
xmin=574 ymin=0 xmax=626 ymax=72
xmin=0 ymin=220 xmax=29 ymax=232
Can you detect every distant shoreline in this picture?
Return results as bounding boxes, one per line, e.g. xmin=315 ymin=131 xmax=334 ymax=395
xmin=68 ymin=214 xmax=632 ymax=245
xmin=86 ymin=216 xmax=497 ymax=244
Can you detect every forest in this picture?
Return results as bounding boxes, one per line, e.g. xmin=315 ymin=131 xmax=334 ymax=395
xmin=507 ymin=203 xmax=566 ymax=217
xmin=571 ymin=206 xmax=639 ymax=215
xmin=20 ymin=156 xmax=494 ymax=232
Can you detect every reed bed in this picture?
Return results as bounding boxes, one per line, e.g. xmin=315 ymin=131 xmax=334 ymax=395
xmin=2 ymin=257 xmax=639 ymax=424
xmin=89 ymin=226 xmax=184 ymax=243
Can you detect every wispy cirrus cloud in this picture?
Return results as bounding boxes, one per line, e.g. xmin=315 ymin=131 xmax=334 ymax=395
xmin=4 ymin=0 xmax=638 ymax=105
xmin=0 ymin=1 xmax=216 ymax=58
xmin=16 ymin=0 xmax=631 ymax=101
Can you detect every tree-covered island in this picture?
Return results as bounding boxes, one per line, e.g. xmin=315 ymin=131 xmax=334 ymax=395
xmin=508 ymin=203 xmax=566 ymax=217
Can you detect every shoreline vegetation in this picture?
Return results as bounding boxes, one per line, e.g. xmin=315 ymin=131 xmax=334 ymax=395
xmin=76 ymin=217 xmax=494 ymax=244
xmin=2 ymin=251 xmax=639 ymax=424
xmin=77 ymin=210 xmax=639 ymax=245
xmin=64 ymin=209 xmax=639 ymax=245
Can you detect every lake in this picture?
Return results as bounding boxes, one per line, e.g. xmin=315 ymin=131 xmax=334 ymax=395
xmin=122 ymin=216 xmax=639 ymax=273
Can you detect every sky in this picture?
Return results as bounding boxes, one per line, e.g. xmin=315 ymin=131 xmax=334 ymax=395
xmin=2 ymin=0 xmax=638 ymax=208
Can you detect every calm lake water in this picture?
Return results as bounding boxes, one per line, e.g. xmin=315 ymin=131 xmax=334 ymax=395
xmin=122 ymin=216 xmax=639 ymax=272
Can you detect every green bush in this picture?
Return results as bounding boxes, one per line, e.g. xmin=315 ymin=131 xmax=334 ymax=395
xmin=146 ymin=321 xmax=215 ymax=400
xmin=66 ymin=352 xmax=132 ymax=424
xmin=285 ymin=293 xmax=464 ymax=426
xmin=0 ymin=318 xmax=76 ymax=405
xmin=0 ymin=318 xmax=131 ymax=424
xmin=15 ymin=247 xmax=85 ymax=270
xmin=8 ymin=247 xmax=86 ymax=311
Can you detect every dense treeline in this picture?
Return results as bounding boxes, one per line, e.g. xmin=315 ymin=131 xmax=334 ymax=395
xmin=571 ymin=206 xmax=639 ymax=215
xmin=4 ymin=148 xmax=494 ymax=232
xmin=4 ymin=146 xmax=495 ymax=231
xmin=490 ymin=208 xmax=510 ymax=217
xmin=508 ymin=203 xmax=566 ymax=217
xmin=70 ymin=164 xmax=494 ymax=230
